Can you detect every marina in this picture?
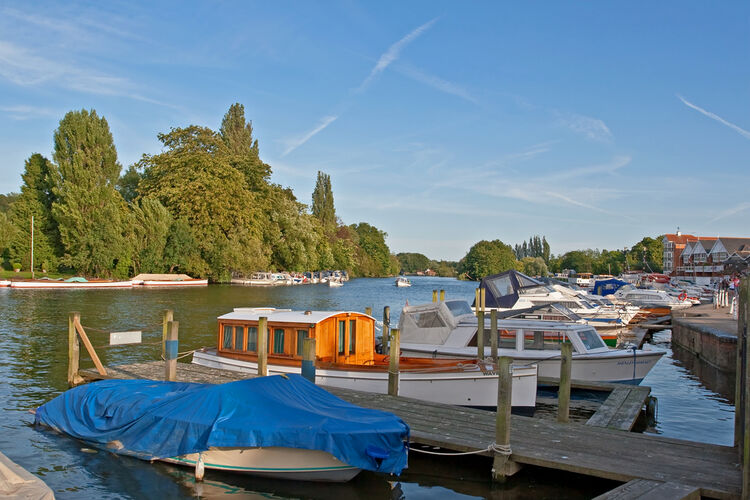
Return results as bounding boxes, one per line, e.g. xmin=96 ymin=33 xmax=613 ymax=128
xmin=0 ymin=277 xmax=741 ymax=498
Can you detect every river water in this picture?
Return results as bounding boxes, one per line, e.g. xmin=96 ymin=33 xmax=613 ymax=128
xmin=0 ymin=277 xmax=736 ymax=499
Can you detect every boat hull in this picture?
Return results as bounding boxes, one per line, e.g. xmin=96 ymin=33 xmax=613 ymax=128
xmin=162 ymin=446 xmax=360 ymax=482
xmin=139 ymin=279 xmax=208 ymax=287
xmin=192 ymin=350 xmax=537 ymax=412
xmin=9 ymin=280 xmax=134 ymax=288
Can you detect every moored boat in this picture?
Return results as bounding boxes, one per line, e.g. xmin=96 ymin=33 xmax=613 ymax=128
xmin=131 ymin=273 xmax=207 ymax=286
xmin=395 ymin=276 xmax=412 ymax=287
xmin=192 ymin=307 xmax=538 ymax=413
xmin=35 ymin=375 xmax=409 ymax=482
xmin=10 ymin=277 xmax=134 ymax=289
xmin=398 ymin=300 xmax=663 ymax=384
xmin=0 ymin=280 xmax=10 ymax=287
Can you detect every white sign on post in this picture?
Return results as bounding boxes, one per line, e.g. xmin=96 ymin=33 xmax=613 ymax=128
xmin=110 ymin=331 xmax=142 ymax=345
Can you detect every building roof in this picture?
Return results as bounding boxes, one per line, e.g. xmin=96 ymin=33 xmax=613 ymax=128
xmin=663 ymin=233 xmax=697 ymax=245
xmin=717 ymin=237 xmax=750 ymax=256
xmin=218 ymin=307 xmax=373 ymax=324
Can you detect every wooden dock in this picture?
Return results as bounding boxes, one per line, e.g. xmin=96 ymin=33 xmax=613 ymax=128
xmin=80 ymin=362 xmax=740 ymax=499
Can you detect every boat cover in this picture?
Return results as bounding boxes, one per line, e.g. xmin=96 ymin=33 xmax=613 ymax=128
xmin=475 ymin=270 xmax=544 ymax=309
xmin=593 ymin=278 xmax=629 ymax=296
xmin=35 ymin=375 xmax=409 ymax=474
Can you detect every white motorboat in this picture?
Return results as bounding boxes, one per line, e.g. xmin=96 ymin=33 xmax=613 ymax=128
xmin=0 ymin=280 xmax=10 ymax=287
xmin=192 ymin=307 xmax=538 ymax=413
xmin=395 ymin=276 xmax=411 ymax=287
xmin=613 ymin=285 xmax=693 ymax=311
xmin=9 ymin=278 xmax=134 ymax=288
xmin=131 ymin=273 xmax=207 ymax=287
xmin=398 ymin=300 xmax=664 ymax=384
xmin=231 ymin=272 xmax=276 ymax=286
xmin=328 ymin=279 xmax=344 ymax=287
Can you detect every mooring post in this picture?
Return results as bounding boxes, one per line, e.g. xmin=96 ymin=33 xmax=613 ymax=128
xmin=432 ymin=290 xmax=438 ymax=303
xmin=477 ymin=307 xmax=485 ymax=361
xmin=161 ymin=309 xmax=173 ymax=359
xmin=558 ymin=342 xmax=573 ymax=423
xmin=301 ymin=337 xmax=317 ymax=383
xmin=475 ymin=288 xmax=480 ymax=317
xmin=365 ymin=306 xmax=372 ymax=317
xmin=736 ymin=278 xmax=747 ymax=451
xmin=492 ymin=356 xmax=520 ymax=481
xmin=739 ymin=278 xmax=750 ymax=498
xmin=440 ymin=289 xmax=445 ymax=302
xmin=164 ymin=320 xmax=179 ymax=382
xmin=257 ymin=317 xmax=268 ymax=377
xmin=388 ymin=328 xmax=400 ymax=396
xmin=490 ymin=309 xmax=498 ymax=360
xmin=480 ymin=287 xmax=486 ymax=312
xmin=383 ymin=306 xmax=391 ymax=355
xmin=67 ymin=312 xmax=82 ymax=386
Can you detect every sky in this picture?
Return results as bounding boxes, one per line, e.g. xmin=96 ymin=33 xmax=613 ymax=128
xmin=1 ymin=1 xmax=748 ymax=262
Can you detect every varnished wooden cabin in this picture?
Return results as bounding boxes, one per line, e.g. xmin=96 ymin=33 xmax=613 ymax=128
xmin=216 ymin=308 xmax=376 ymax=366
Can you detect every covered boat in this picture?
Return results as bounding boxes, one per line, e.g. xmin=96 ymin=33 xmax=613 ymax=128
xmin=35 ymin=375 xmax=409 ymax=482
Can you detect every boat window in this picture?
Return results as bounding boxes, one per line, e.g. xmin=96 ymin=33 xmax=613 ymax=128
xmin=498 ymin=330 xmax=517 ymax=349
xmin=338 ymin=320 xmax=346 ymax=355
xmin=273 ymin=329 xmax=285 ymax=354
xmin=349 ymin=320 xmax=356 ymax=353
xmin=247 ymin=326 xmax=258 ymax=352
xmin=414 ymin=311 xmax=445 ymax=328
xmin=234 ymin=326 xmax=244 ymax=351
xmin=488 ymin=275 xmax=514 ymax=295
xmin=222 ymin=325 xmax=233 ymax=350
xmin=524 ymin=331 xmax=562 ymax=351
xmin=296 ymin=330 xmax=308 ymax=356
xmin=577 ymin=329 xmax=605 ymax=350
xmin=445 ymin=301 xmax=473 ymax=317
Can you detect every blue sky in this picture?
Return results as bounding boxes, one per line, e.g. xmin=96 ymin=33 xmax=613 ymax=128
xmin=1 ymin=1 xmax=748 ymax=261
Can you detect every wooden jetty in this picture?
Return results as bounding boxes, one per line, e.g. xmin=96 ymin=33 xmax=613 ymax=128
xmin=79 ymin=361 xmax=740 ymax=499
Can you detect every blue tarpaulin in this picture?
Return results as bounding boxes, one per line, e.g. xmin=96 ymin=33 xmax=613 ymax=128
xmin=35 ymin=375 xmax=409 ymax=474
xmin=593 ymin=278 xmax=629 ymax=296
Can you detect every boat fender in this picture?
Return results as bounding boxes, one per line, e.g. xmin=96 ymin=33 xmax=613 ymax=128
xmin=195 ymin=452 xmax=205 ymax=481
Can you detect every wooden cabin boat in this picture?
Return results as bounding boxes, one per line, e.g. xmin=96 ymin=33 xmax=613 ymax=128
xmin=192 ymin=307 xmax=538 ymax=413
xmin=131 ymin=273 xmax=208 ymax=287
xmin=397 ymin=300 xmax=664 ymax=384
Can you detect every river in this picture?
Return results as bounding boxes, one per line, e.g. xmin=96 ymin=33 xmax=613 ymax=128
xmin=0 ymin=277 xmax=736 ymax=498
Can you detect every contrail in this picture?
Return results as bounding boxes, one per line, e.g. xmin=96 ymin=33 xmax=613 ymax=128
xmin=281 ymin=115 xmax=338 ymax=157
xmin=678 ymin=95 xmax=750 ymax=140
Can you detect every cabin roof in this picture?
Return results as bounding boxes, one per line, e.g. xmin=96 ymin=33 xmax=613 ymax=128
xmin=218 ymin=307 xmax=373 ymax=324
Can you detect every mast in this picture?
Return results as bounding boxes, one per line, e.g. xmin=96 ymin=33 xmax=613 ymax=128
xmin=30 ymin=215 xmax=34 ymax=279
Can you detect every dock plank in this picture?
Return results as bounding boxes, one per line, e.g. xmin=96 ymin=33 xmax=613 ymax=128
xmin=594 ymin=479 xmax=701 ymax=500
xmin=79 ymin=362 xmax=741 ymax=499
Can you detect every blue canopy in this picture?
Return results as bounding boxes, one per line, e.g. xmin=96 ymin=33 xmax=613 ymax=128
xmin=593 ymin=278 xmax=629 ymax=296
xmin=35 ymin=375 xmax=409 ymax=475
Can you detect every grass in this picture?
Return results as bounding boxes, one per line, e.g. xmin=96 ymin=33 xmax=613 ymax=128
xmin=0 ymin=270 xmax=76 ymax=280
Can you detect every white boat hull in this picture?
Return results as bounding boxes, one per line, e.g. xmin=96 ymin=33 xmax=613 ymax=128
xmin=192 ymin=350 xmax=537 ymax=412
xmin=9 ymin=280 xmax=134 ymax=289
xmin=162 ymin=446 xmax=360 ymax=482
xmin=139 ymin=279 xmax=208 ymax=287
xmin=0 ymin=280 xmax=10 ymax=287
xmin=398 ymin=344 xmax=663 ymax=384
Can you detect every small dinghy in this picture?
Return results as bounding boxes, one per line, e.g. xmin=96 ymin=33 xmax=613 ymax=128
xmin=35 ymin=375 xmax=409 ymax=482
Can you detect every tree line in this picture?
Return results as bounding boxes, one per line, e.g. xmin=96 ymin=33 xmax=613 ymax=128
xmin=0 ymin=105 xmax=398 ymax=280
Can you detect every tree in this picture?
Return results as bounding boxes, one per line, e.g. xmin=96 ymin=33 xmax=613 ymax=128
xmin=117 ymin=165 xmax=142 ymax=204
xmin=558 ymin=250 xmax=597 ymax=274
xmin=311 ymin=171 xmax=336 ymax=234
xmin=457 ymin=240 xmax=518 ymax=279
xmin=8 ymin=154 xmax=59 ymax=271
xmin=629 ymin=236 xmax=664 ymax=273
xmin=138 ymin=125 xmax=266 ymax=280
xmin=521 ymin=256 xmax=548 ymax=277
xmin=0 ymin=193 xmax=20 ymax=213
xmin=350 ymin=222 xmax=397 ymax=277
xmin=163 ymin=217 xmax=204 ymax=275
xmin=0 ymin=212 xmax=16 ymax=261
xmin=50 ymin=110 xmax=129 ymax=277
xmin=396 ymin=252 xmax=431 ymax=273
xmin=130 ymin=196 xmax=171 ymax=274
xmin=220 ymin=103 xmax=271 ymax=191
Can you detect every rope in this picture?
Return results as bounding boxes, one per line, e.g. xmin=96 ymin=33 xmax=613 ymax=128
xmin=409 ymin=442 xmax=511 ymax=457
xmin=160 ymin=349 xmax=198 ymax=361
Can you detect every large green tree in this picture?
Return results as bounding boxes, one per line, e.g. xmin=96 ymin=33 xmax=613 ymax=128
xmin=8 ymin=153 xmax=59 ymax=271
xmin=349 ymin=223 xmax=397 ymax=277
xmin=138 ymin=125 xmax=267 ymax=280
xmin=220 ymin=103 xmax=271 ymax=191
xmin=457 ymin=240 xmax=518 ymax=279
xmin=397 ymin=252 xmax=431 ymax=273
xmin=311 ymin=171 xmax=337 ymax=234
xmin=129 ymin=196 xmax=172 ymax=274
xmin=50 ymin=110 xmax=129 ymax=277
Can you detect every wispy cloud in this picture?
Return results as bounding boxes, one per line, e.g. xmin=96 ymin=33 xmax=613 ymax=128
xmin=709 ymin=202 xmax=750 ymax=222
xmin=397 ymin=64 xmax=477 ymax=103
xmin=0 ymin=105 xmax=57 ymax=120
xmin=557 ymin=112 xmax=612 ymax=142
xmin=281 ymin=115 xmax=338 ymax=157
xmin=358 ymin=18 xmax=438 ymax=92
xmin=678 ymin=95 xmax=750 ymax=140
xmin=548 ymin=155 xmax=630 ymax=181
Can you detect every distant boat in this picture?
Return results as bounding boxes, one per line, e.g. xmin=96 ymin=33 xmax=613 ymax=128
xmin=231 ymin=272 xmax=276 ymax=286
xmin=0 ymin=280 xmax=10 ymax=287
xmin=328 ymin=279 xmax=344 ymax=287
xmin=395 ymin=277 xmax=411 ymax=287
xmin=35 ymin=375 xmax=409 ymax=482
xmin=10 ymin=277 xmax=133 ymax=289
xmin=131 ymin=273 xmax=207 ymax=287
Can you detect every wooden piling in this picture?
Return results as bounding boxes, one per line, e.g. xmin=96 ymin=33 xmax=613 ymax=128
xmin=161 ymin=309 xmax=173 ymax=359
xmin=490 ymin=309 xmax=498 ymax=360
xmin=257 ymin=317 xmax=268 ymax=377
xmin=440 ymin=289 xmax=445 ymax=302
xmin=492 ymin=356 xmax=520 ymax=481
xmin=365 ymin=307 xmax=372 ymax=317
xmin=477 ymin=307 xmax=485 ymax=361
xmin=432 ymin=290 xmax=438 ymax=303
xmin=383 ymin=306 xmax=390 ymax=355
xmin=67 ymin=312 xmax=83 ymax=386
xmin=475 ymin=288 xmax=480 ymax=317
xmin=737 ymin=279 xmax=747 ymax=450
xmin=740 ymin=278 xmax=750 ymax=497
xmin=164 ymin=321 xmax=179 ymax=381
xmin=480 ymin=287 xmax=486 ymax=311
xmin=558 ymin=342 xmax=573 ymax=423
xmin=301 ymin=338 xmax=316 ymax=383
xmin=388 ymin=328 xmax=400 ymax=396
